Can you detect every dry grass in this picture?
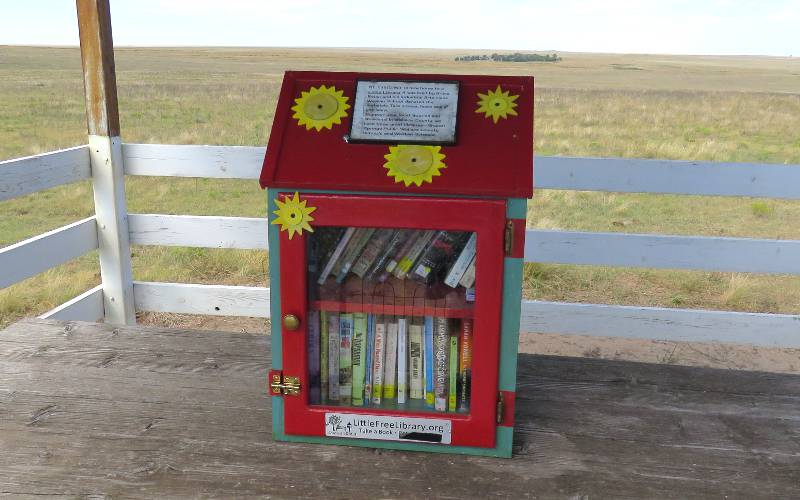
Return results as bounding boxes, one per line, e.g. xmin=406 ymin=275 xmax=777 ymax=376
xmin=2 ymin=46 xmax=800 ymax=331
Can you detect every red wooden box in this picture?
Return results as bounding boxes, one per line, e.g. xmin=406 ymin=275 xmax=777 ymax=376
xmin=262 ymin=71 xmax=532 ymax=457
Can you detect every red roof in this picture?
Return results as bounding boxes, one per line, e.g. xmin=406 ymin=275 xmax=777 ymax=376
xmin=260 ymin=71 xmax=533 ymax=198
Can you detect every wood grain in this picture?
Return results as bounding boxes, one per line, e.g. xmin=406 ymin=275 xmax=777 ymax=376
xmin=0 ymin=217 xmax=98 ymax=289
xmin=0 ymin=146 xmax=91 ymax=202
xmin=128 ymin=214 xmax=268 ymax=249
xmin=526 ymin=229 xmax=800 ymax=275
xmin=1 ymin=318 xmax=798 ymax=498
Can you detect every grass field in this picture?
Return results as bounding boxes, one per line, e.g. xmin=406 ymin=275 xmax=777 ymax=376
xmin=1 ymin=46 xmax=800 ymax=329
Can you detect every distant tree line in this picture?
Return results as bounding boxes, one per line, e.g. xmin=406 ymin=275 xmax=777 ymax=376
xmin=455 ymin=52 xmax=561 ymax=62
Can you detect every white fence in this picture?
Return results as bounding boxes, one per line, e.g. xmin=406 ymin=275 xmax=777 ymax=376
xmin=2 ymin=144 xmax=800 ymax=347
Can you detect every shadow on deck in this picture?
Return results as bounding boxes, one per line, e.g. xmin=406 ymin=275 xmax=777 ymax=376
xmin=1 ymin=319 xmax=798 ymax=498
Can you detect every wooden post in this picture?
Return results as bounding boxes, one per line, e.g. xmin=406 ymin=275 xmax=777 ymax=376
xmin=76 ymin=0 xmax=135 ymax=325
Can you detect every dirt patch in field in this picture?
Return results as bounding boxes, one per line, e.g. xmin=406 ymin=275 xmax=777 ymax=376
xmin=137 ymin=312 xmax=800 ymax=374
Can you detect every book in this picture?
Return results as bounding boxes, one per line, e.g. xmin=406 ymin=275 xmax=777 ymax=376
xmin=338 ymin=313 xmax=354 ymax=405
xmin=459 ymin=318 xmax=473 ymax=412
xmin=423 ymin=316 xmax=434 ymax=407
xmin=459 ymin=255 xmax=477 ymax=289
xmin=351 ymin=229 xmax=395 ymax=278
xmin=320 ymin=310 xmax=329 ymax=404
xmin=336 ymin=228 xmax=376 ymax=283
xmin=317 ymin=228 xmax=355 ymax=285
xmin=365 ymin=229 xmax=410 ymax=281
xmin=448 ymin=330 xmax=459 ymax=412
xmin=412 ymin=231 xmax=469 ymax=284
xmin=433 ymin=317 xmax=450 ymax=412
xmin=445 ymin=232 xmax=477 ymax=288
xmin=394 ymin=230 xmax=436 ymax=279
xmin=371 ymin=318 xmax=386 ymax=405
xmin=363 ymin=313 xmax=374 ymax=406
xmin=351 ymin=313 xmax=368 ymax=406
xmin=327 ymin=313 xmax=340 ymax=401
xmin=408 ymin=321 xmax=424 ymax=399
xmin=383 ymin=230 xmax=421 ymax=279
xmin=307 ymin=309 xmax=321 ymax=405
xmin=397 ymin=317 xmax=408 ymax=404
xmin=383 ymin=319 xmax=398 ymax=399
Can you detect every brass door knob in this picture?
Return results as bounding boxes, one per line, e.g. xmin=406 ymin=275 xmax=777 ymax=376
xmin=282 ymin=314 xmax=300 ymax=331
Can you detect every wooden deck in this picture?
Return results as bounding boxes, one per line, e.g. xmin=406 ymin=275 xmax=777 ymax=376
xmin=1 ymin=319 xmax=798 ymax=498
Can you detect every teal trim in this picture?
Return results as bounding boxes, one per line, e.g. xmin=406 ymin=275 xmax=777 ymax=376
xmin=267 ymin=189 xmax=286 ymax=437
xmin=498 ymin=257 xmax=523 ymax=392
xmin=506 ymin=197 xmax=527 ymax=219
xmin=267 ymin=189 xmax=283 ymax=370
xmin=274 ymin=425 xmax=512 ymax=458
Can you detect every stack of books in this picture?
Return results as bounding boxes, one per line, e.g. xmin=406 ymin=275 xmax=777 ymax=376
xmin=314 ymin=227 xmax=477 ymax=295
xmin=308 ymin=313 xmax=473 ymax=413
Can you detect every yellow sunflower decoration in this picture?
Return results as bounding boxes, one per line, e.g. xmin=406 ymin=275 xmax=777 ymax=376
xmin=383 ymin=145 xmax=446 ymax=187
xmin=476 ymin=85 xmax=519 ymax=123
xmin=291 ymin=85 xmax=350 ymax=131
xmin=272 ymin=192 xmax=316 ymax=240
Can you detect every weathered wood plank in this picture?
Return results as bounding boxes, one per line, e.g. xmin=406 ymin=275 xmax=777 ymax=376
xmin=0 ymin=217 xmax=98 ymax=289
xmin=526 ymin=229 xmax=800 ymax=275
xmin=122 ymin=143 xmax=264 ymax=179
xmin=521 ymin=300 xmax=800 ymax=347
xmin=0 ymin=319 xmax=798 ymax=498
xmin=0 ymin=146 xmax=91 ymax=201
xmin=535 ymin=155 xmax=800 ymax=199
xmin=128 ymin=214 xmax=268 ymax=249
xmin=133 ymin=281 xmax=270 ymax=317
xmin=38 ymin=285 xmax=104 ymax=322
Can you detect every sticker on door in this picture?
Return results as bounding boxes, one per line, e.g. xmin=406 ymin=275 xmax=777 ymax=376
xmin=324 ymin=412 xmax=452 ymax=444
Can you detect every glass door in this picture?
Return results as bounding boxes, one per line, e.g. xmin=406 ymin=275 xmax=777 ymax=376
xmin=278 ymin=193 xmax=506 ymax=448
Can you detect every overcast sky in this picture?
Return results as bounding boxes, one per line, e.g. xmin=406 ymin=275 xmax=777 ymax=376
xmin=2 ymin=0 xmax=798 ymax=56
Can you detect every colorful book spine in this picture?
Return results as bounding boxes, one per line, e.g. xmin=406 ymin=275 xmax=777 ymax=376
xmin=459 ymin=255 xmax=477 ymax=288
xmin=445 ymin=232 xmax=477 ymax=288
xmin=433 ymin=317 xmax=450 ymax=412
xmin=307 ymin=309 xmax=321 ymax=405
xmin=397 ymin=317 xmax=408 ymax=404
xmin=448 ymin=331 xmax=459 ymax=412
xmin=317 ymin=228 xmax=355 ymax=285
xmin=383 ymin=320 xmax=398 ymax=399
xmin=363 ymin=314 xmax=374 ymax=406
xmin=408 ymin=322 xmax=424 ymax=399
xmin=327 ymin=313 xmax=340 ymax=401
xmin=424 ymin=316 xmax=434 ymax=407
xmin=351 ymin=229 xmax=395 ymax=278
xmin=350 ymin=313 xmax=368 ymax=406
xmin=412 ymin=230 xmax=467 ymax=283
xmin=338 ymin=313 xmax=354 ymax=405
xmin=320 ymin=310 xmax=329 ymax=404
xmin=459 ymin=318 xmax=473 ymax=411
xmin=336 ymin=228 xmax=376 ymax=283
xmin=365 ymin=229 xmax=409 ymax=281
xmin=371 ymin=319 xmax=386 ymax=404
xmin=383 ymin=230 xmax=421 ymax=278
xmin=394 ymin=230 xmax=435 ymax=279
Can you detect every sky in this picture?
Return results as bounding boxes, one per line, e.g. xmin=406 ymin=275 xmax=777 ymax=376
xmin=1 ymin=0 xmax=798 ymax=56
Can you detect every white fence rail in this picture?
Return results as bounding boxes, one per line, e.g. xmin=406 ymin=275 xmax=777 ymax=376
xmin=0 ymin=146 xmax=91 ymax=202
xmin=3 ymin=142 xmax=800 ymax=347
xmin=0 ymin=216 xmax=98 ymax=289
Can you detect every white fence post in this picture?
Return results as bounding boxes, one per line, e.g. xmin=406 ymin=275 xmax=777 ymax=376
xmin=77 ymin=0 xmax=135 ymax=324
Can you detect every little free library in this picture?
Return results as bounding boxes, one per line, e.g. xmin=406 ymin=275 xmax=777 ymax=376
xmin=260 ymin=71 xmax=533 ymax=457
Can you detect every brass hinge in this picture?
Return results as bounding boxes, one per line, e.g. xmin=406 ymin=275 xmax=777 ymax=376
xmin=269 ymin=371 xmax=301 ymax=396
xmin=504 ymin=220 xmax=514 ymax=255
xmin=496 ymin=392 xmax=504 ymax=424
